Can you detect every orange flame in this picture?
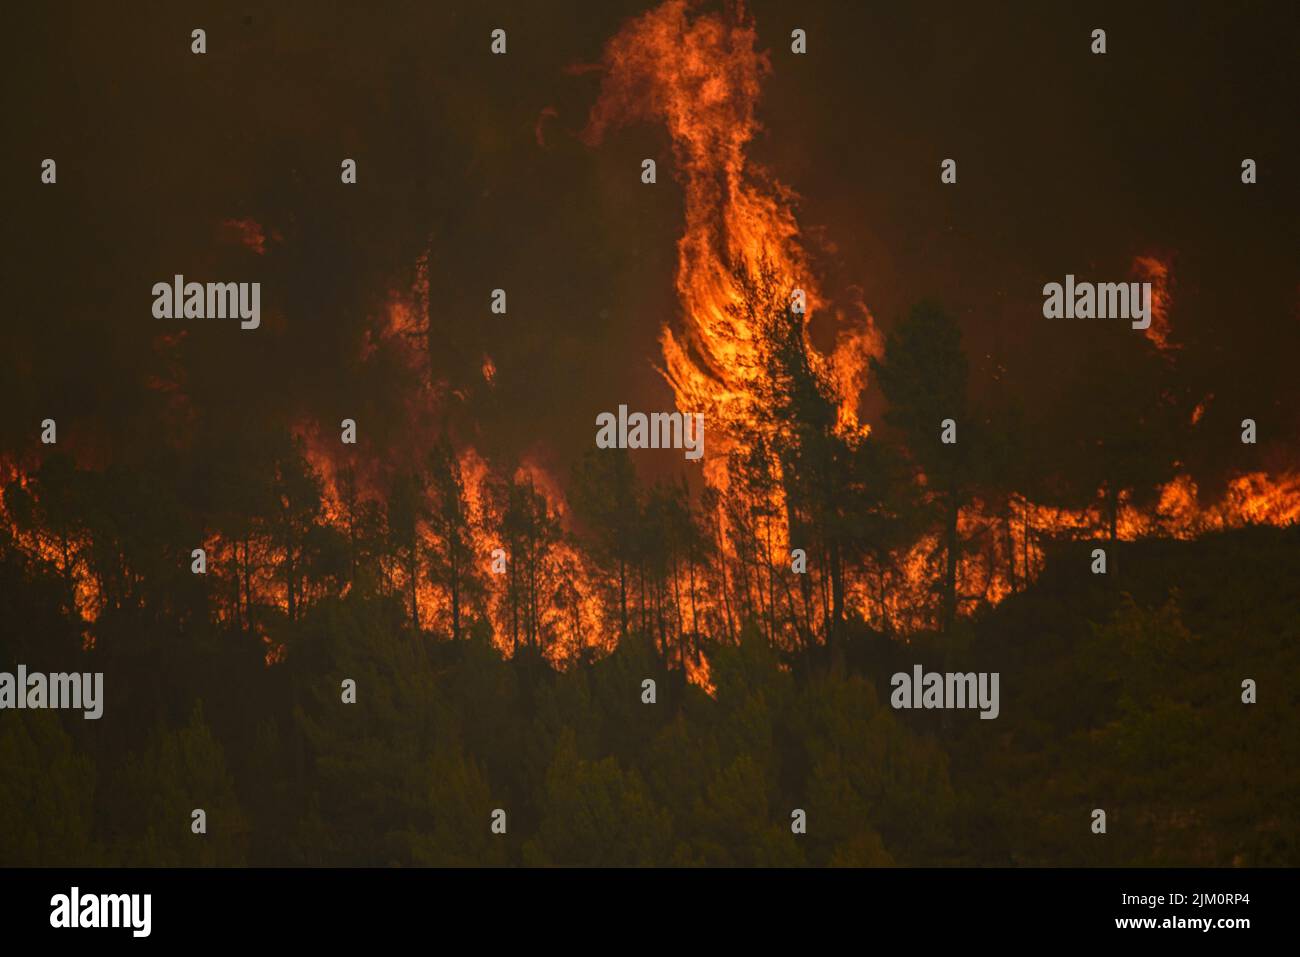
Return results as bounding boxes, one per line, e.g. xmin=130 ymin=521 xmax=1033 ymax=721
xmin=584 ymin=0 xmax=879 ymax=496
xmin=1133 ymin=254 xmax=1176 ymax=353
xmin=220 ymin=218 xmax=268 ymax=256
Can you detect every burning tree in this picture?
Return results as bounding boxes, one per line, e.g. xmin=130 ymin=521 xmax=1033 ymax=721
xmin=425 ymin=438 xmax=481 ymax=643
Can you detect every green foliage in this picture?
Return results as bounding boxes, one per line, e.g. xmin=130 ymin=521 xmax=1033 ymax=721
xmin=0 ymin=711 xmax=97 ymax=865
xmin=102 ymin=702 xmax=247 ymax=865
xmin=950 ymin=530 xmax=1300 ymax=866
xmin=524 ymin=728 xmax=673 ymax=865
xmin=410 ymin=737 xmax=506 ymax=866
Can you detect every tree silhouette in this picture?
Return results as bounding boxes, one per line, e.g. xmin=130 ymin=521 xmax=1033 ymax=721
xmin=385 ymin=467 xmax=429 ymax=632
xmin=427 ymin=438 xmax=479 ymax=641
xmin=569 ymin=446 xmax=639 ymax=641
xmin=871 ymin=301 xmax=972 ymax=632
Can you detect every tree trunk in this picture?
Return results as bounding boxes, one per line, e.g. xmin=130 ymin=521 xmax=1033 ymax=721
xmin=714 ymin=511 xmax=734 ymax=642
xmin=243 ymin=535 xmax=254 ymax=636
xmin=450 ymin=542 xmax=461 ymax=641
xmin=1107 ymin=484 xmax=1119 ymax=543
xmin=617 ymin=558 xmax=628 ymax=640
xmin=409 ymin=548 xmax=420 ymax=632
xmin=942 ymin=496 xmax=959 ymax=633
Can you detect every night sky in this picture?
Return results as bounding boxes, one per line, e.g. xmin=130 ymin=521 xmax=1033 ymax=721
xmin=4 ymin=0 xmax=1297 ymax=490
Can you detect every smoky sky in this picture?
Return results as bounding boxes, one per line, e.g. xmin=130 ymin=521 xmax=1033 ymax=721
xmin=4 ymin=1 xmax=1297 ymax=490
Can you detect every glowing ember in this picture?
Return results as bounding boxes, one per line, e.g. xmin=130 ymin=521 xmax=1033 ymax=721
xmin=1133 ymin=254 xmax=1176 ymax=353
xmin=221 ymin=218 xmax=268 ymax=256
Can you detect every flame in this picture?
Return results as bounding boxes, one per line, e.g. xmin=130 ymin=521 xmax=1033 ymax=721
xmin=534 ymin=106 xmax=559 ymax=149
xmin=506 ymin=458 xmax=611 ymax=664
xmin=1191 ymin=394 xmax=1211 ymax=425
xmin=578 ymin=0 xmax=1299 ymax=638
xmin=3 ymin=5 xmax=1297 ymax=686
xmin=221 ymin=218 xmax=268 ymax=256
xmin=873 ymin=471 xmax=1300 ymax=627
xmin=580 ymin=0 xmax=881 ymax=663
xmin=584 ymin=0 xmax=878 ymax=496
xmin=1208 ymin=472 xmax=1300 ymax=527
xmin=0 ymin=458 xmax=101 ymax=637
xmin=263 ymin=633 xmax=287 ymax=667
xmin=1133 ymin=254 xmax=1175 ymax=353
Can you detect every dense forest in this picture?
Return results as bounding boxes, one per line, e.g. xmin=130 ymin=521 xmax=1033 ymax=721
xmin=2 ymin=515 xmax=1296 ymax=866
xmin=2 ymin=295 xmax=1296 ymax=867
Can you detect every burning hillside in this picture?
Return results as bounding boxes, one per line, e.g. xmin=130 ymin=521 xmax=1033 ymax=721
xmin=1 ymin=0 xmax=1297 ymax=684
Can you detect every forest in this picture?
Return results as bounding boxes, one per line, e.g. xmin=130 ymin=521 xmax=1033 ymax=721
xmin=2 ymin=290 xmax=1296 ymax=867
xmin=3 ymin=0 xmax=1296 ymax=870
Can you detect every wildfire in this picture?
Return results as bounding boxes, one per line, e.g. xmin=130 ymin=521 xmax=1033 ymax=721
xmin=575 ymin=1 xmax=1300 ymax=644
xmin=583 ymin=0 xmax=879 ymax=495
xmin=1 ymin=3 xmax=1297 ymax=688
xmin=0 ymin=457 xmax=102 ymax=638
xmin=293 ymin=274 xmax=615 ymax=668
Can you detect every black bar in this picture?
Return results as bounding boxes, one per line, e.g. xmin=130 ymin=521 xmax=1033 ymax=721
xmin=0 ymin=867 xmax=1281 ymax=944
